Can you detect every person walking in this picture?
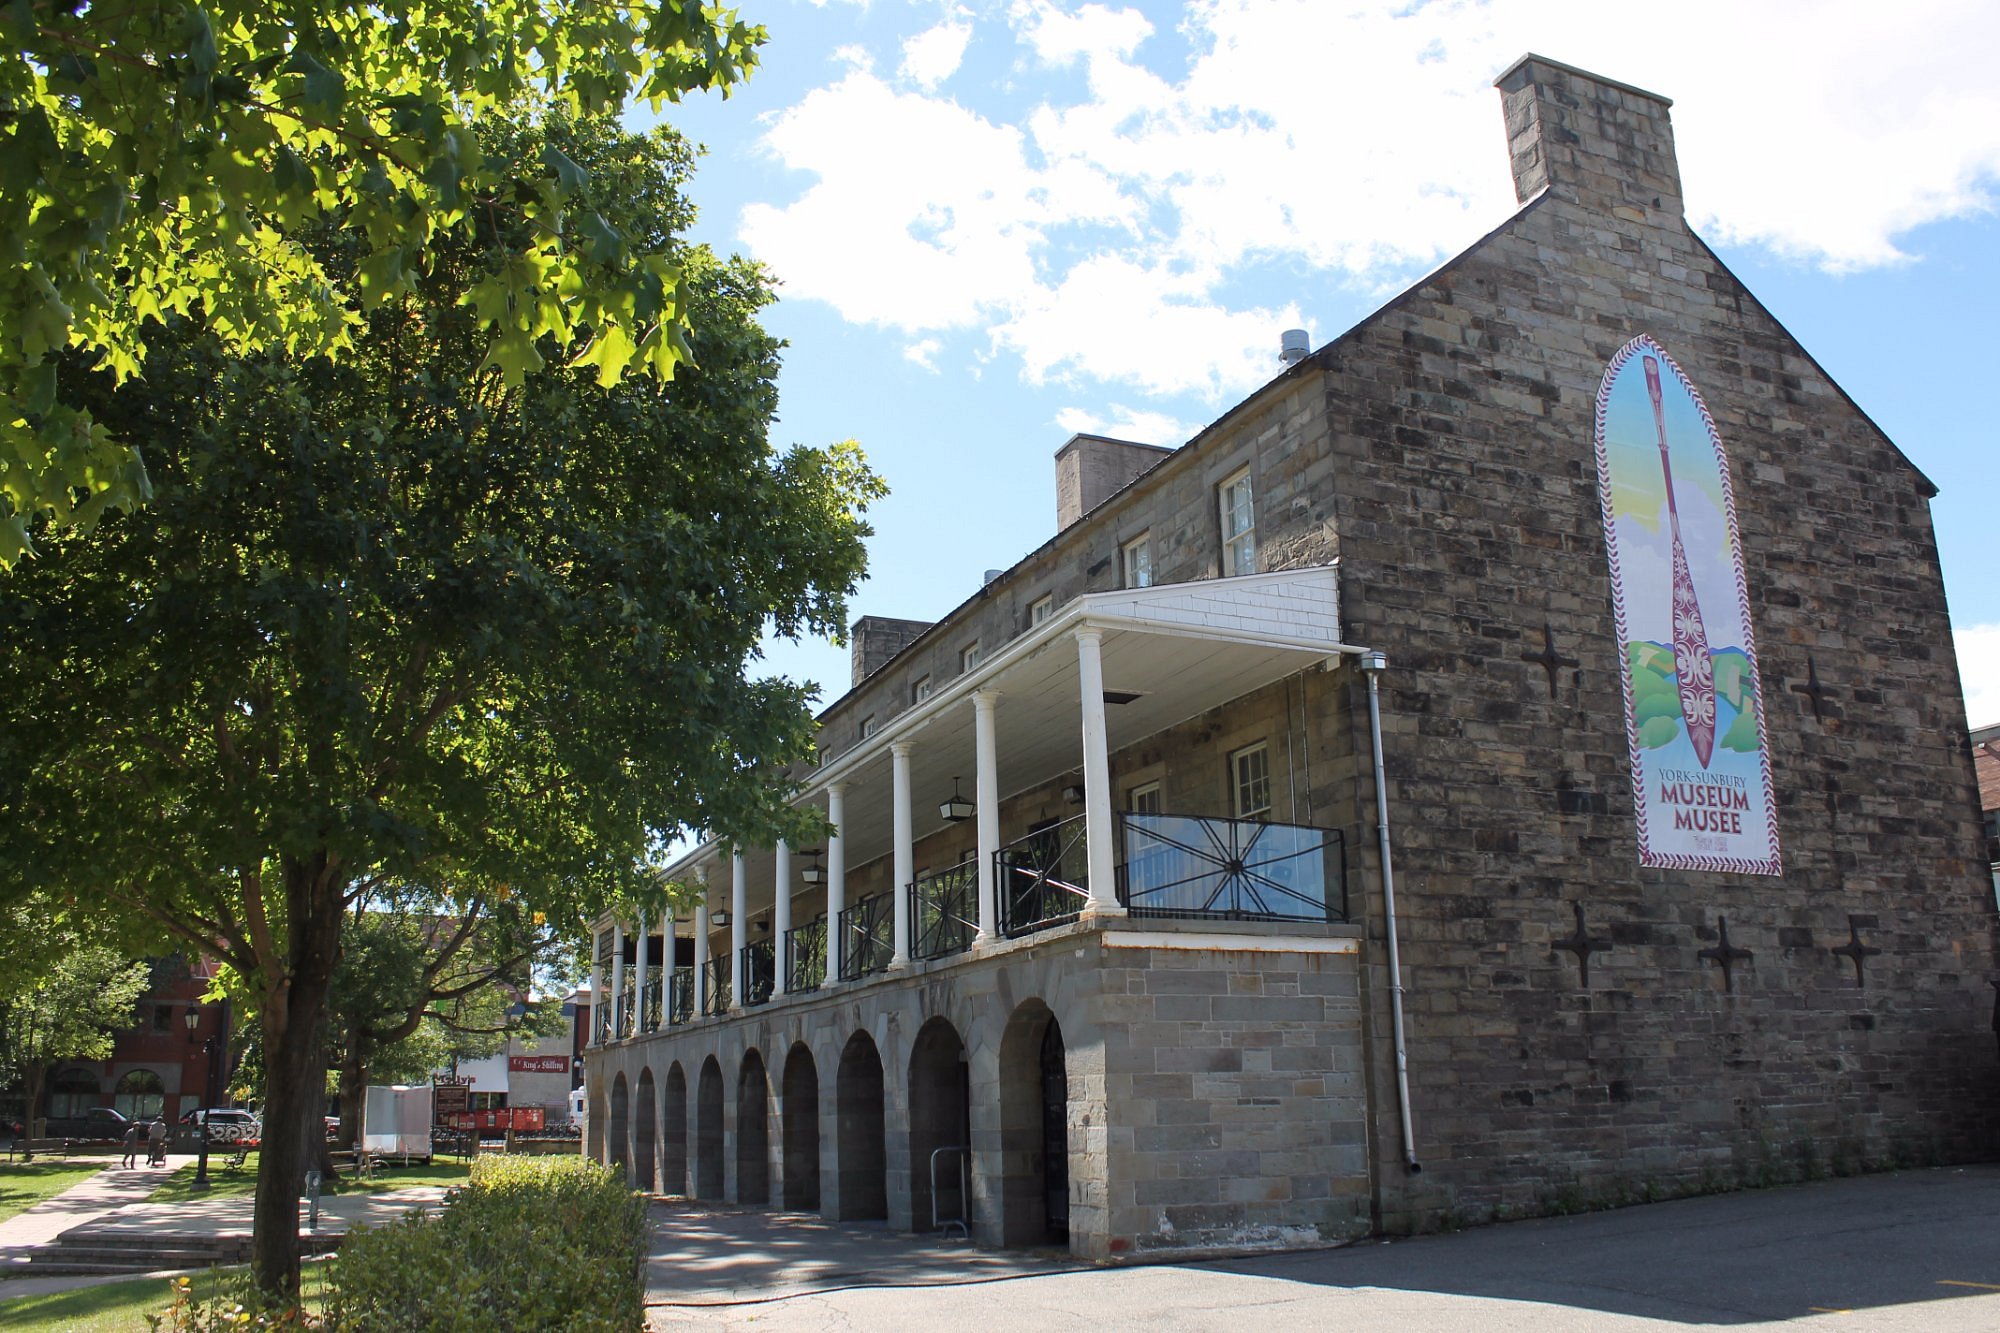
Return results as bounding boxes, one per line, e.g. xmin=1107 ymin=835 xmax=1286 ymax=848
xmin=146 ymin=1115 xmax=167 ymax=1166
xmin=120 ymin=1119 xmax=139 ymax=1169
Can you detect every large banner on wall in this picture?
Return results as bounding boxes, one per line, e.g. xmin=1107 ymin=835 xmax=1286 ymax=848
xmin=1594 ymin=335 xmax=1781 ymax=874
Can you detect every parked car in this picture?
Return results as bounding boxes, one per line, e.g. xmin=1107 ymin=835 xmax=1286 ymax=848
xmin=41 ymin=1107 xmax=132 ymax=1142
xmin=179 ymin=1107 xmax=261 ymax=1145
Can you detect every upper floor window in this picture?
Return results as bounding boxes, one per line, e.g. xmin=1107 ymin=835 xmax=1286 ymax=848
xmin=1230 ymin=741 xmax=1271 ymax=820
xmin=961 ymin=641 xmax=984 ymax=672
xmin=1128 ymin=781 xmax=1162 ymax=815
xmin=1219 ymin=468 xmax=1256 ymax=576
xmin=912 ymin=676 xmax=932 ymax=704
xmin=1029 ymin=595 xmax=1054 ymax=626
xmin=1122 ymin=533 xmax=1153 ymax=588
xmin=861 ymin=715 xmax=879 ymax=739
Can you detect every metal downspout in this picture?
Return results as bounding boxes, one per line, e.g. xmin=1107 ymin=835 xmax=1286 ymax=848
xmin=1359 ymin=651 xmax=1421 ymax=1174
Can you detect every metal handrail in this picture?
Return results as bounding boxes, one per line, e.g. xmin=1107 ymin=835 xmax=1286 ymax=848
xmin=740 ymin=940 xmax=775 ymax=1006
xmin=996 ymin=814 xmax=1089 ymax=938
xmin=837 ymin=892 xmax=893 ymax=980
xmin=1118 ymin=811 xmax=1346 ymax=921
xmin=930 ymin=1145 xmax=971 ymax=1240
xmin=910 ymin=860 xmax=978 ymax=960
xmin=639 ymin=974 xmax=663 ymax=1033
xmin=785 ymin=917 xmax=827 ymax=993
xmin=699 ymin=957 xmax=731 ymax=1016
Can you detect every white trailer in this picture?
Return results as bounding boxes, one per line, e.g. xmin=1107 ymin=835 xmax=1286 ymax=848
xmin=361 ymin=1084 xmax=434 ymax=1164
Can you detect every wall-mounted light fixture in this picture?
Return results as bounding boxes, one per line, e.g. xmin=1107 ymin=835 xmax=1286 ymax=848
xmin=940 ymin=777 xmax=975 ymax=823
xmin=710 ymin=910 xmax=730 ymax=929
xmin=1061 ymin=783 xmax=1085 ymax=805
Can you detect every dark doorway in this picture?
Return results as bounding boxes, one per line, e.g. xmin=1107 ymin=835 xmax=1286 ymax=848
xmin=782 ymin=1043 xmax=821 ymax=1211
xmin=634 ymin=1068 xmax=658 ymax=1192
xmin=909 ymin=1017 xmax=971 ymax=1234
xmin=737 ymin=1049 xmax=771 ymax=1206
xmin=609 ymin=1073 xmax=630 ymax=1175
xmin=999 ymin=1000 xmax=1070 ymax=1246
xmin=695 ymin=1056 xmax=724 ymax=1200
xmin=1040 ymin=1021 xmax=1069 ymax=1242
xmin=835 ymin=1032 xmax=888 ymax=1221
xmin=663 ymin=1063 xmax=688 ymax=1196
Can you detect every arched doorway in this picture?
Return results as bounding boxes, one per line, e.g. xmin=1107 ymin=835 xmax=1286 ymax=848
xmin=663 ymin=1063 xmax=689 ymax=1197
xmin=608 ymin=1073 xmax=630 ymax=1174
xmin=782 ymin=1043 xmax=820 ymax=1211
xmin=998 ymin=1000 xmax=1069 ymax=1246
xmin=635 ymin=1068 xmax=658 ymax=1192
xmin=908 ymin=1017 xmax=970 ymax=1234
xmin=835 ymin=1032 xmax=887 ymax=1221
xmin=695 ymin=1057 xmax=724 ymax=1200
xmin=113 ymin=1069 xmax=165 ymax=1121
xmin=736 ymin=1049 xmax=771 ymax=1206
xmin=587 ymin=1086 xmax=607 ymax=1163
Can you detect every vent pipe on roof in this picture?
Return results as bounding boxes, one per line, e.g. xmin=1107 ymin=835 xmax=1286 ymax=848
xmin=1280 ymin=328 xmax=1311 ymax=365
xmin=983 ymin=569 xmax=1004 ymax=585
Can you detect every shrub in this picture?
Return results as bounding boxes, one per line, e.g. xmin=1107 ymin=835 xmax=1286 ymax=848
xmin=326 ymin=1156 xmax=647 ymax=1332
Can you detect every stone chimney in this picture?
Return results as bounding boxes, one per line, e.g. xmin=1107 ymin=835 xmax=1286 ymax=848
xmin=1054 ymin=434 xmax=1173 ymax=531
xmin=849 ymin=615 xmax=933 ymax=687
xmin=1494 ymin=54 xmax=1682 ymax=222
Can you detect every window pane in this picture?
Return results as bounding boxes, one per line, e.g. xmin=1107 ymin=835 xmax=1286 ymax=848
xmin=962 ymin=642 xmax=983 ymax=671
xmin=1220 ymin=472 xmax=1255 ymax=576
xmin=1232 ymin=743 xmax=1271 ymax=818
xmin=1128 ymin=781 xmax=1161 ymax=814
xmin=1123 ymin=535 xmax=1152 ymax=588
xmin=913 ymin=676 xmax=931 ymax=703
xmin=1030 ymin=596 xmax=1053 ymax=625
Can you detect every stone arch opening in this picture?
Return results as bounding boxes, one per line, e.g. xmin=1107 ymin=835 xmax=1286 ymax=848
xmin=737 ymin=1049 xmax=772 ymax=1206
xmin=998 ymin=999 xmax=1070 ymax=1247
xmin=781 ymin=1043 xmax=821 ymax=1211
xmin=608 ymin=1072 xmax=631 ymax=1174
xmin=908 ymin=1016 xmax=970 ymax=1234
xmin=587 ymin=1086 xmax=607 ymax=1163
xmin=663 ymin=1062 xmax=689 ymax=1197
xmin=634 ymin=1067 xmax=658 ymax=1192
xmin=695 ymin=1056 xmax=724 ymax=1200
xmin=835 ymin=1031 xmax=887 ymax=1221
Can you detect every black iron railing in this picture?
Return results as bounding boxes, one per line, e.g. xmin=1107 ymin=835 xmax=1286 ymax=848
xmin=838 ymin=892 xmax=894 ymax=980
xmin=639 ymin=974 xmax=662 ymax=1033
xmin=700 ymin=957 xmax=730 ymax=1016
xmin=910 ymin=860 xmax=978 ymax=960
xmin=786 ymin=916 xmax=828 ymax=993
xmin=1118 ymin=812 xmax=1346 ymax=921
xmin=614 ymin=988 xmax=633 ymax=1039
xmin=996 ymin=814 xmax=1089 ymax=937
xmin=592 ymin=1002 xmax=611 ymax=1045
xmin=740 ymin=940 xmax=775 ymax=1006
xmin=668 ymin=967 xmax=694 ymax=1024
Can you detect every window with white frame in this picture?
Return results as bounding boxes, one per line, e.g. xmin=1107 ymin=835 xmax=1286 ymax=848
xmin=1127 ymin=780 xmax=1162 ymax=814
xmin=1029 ymin=594 xmax=1054 ymax=626
xmin=1230 ymin=741 xmax=1271 ymax=819
xmin=1122 ymin=533 xmax=1153 ymax=588
xmin=912 ymin=676 xmax=932 ymax=704
xmin=861 ymin=715 xmax=878 ymax=739
xmin=1219 ymin=468 xmax=1256 ymax=576
xmin=961 ymin=641 xmax=983 ymax=672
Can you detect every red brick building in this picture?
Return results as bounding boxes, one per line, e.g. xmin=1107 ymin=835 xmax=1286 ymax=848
xmin=39 ymin=956 xmax=234 ymax=1127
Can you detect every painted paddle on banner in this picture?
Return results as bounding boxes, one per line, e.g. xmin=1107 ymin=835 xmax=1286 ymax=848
xmin=1645 ymin=354 xmax=1718 ymax=767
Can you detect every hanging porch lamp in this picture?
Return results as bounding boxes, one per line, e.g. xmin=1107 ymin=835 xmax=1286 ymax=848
xmin=939 ymin=777 xmax=975 ymax=823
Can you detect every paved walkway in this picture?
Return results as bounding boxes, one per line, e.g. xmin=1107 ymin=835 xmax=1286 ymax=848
xmin=0 ymin=1157 xmax=447 ymax=1300
xmin=644 ymin=1204 xmax=1079 ymax=1306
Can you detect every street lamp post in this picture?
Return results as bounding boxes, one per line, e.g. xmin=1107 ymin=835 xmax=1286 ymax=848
xmin=184 ymin=1002 xmax=228 ymax=1191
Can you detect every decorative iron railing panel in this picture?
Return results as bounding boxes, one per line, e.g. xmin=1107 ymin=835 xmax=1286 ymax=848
xmin=910 ymin=860 xmax=978 ymax=959
xmin=786 ymin=917 xmax=828 ymax=993
xmin=699 ymin=957 xmax=730 ymax=1016
xmin=1118 ymin=812 xmax=1345 ymax=922
xmin=592 ymin=1003 xmax=611 ymax=1045
xmin=996 ymin=814 xmax=1089 ymax=938
xmin=639 ymin=975 xmax=663 ymax=1034
xmin=838 ymin=892 xmax=894 ymax=980
xmin=740 ymin=941 xmax=776 ymax=1007
xmin=668 ymin=967 xmax=694 ymax=1025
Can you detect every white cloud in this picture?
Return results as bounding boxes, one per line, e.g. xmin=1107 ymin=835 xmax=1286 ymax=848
xmin=1054 ymin=403 xmax=1197 ymax=446
xmin=901 ymin=20 xmax=974 ymax=89
xmin=1959 ymin=623 xmax=2000 ymax=729
xmin=741 ymin=0 xmax=2000 ymax=400
xmin=904 ymin=337 xmax=944 ymax=370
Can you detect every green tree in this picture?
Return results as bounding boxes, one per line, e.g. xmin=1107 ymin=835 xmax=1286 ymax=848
xmin=0 ymin=114 xmax=880 ymax=1297
xmin=0 ymin=903 xmax=152 ymax=1142
xmin=1 ymin=0 xmax=764 ymax=564
xmin=329 ymin=890 xmax=572 ymax=1151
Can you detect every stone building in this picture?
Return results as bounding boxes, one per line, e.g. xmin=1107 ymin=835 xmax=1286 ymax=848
xmin=580 ymin=55 xmax=1998 ymax=1256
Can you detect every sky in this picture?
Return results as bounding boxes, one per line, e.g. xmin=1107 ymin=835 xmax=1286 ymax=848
xmin=638 ymin=0 xmax=2000 ymax=731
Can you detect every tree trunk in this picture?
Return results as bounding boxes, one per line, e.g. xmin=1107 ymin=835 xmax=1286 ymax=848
xmin=23 ymin=1063 xmax=46 ymax=1141
xmin=249 ymin=852 xmax=345 ymax=1302
xmin=334 ymin=1049 xmax=367 ymax=1153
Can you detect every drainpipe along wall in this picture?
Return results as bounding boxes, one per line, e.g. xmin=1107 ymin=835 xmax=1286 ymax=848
xmin=1358 ymin=651 xmax=1421 ymax=1177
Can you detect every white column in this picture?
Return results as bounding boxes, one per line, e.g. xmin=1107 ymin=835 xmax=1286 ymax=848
xmin=694 ymin=899 xmax=711 ymax=1016
xmin=610 ymin=923 xmax=627 ymax=1038
xmin=891 ymin=741 xmax=914 ymax=967
xmin=730 ymin=849 xmax=748 ymax=1010
xmin=827 ymin=783 xmax=847 ymax=979
xmin=632 ymin=911 xmax=649 ymax=1037
xmin=588 ymin=932 xmax=603 ymax=1047
xmin=973 ymin=690 xmax=1001 ymax=945
xmin=661 ymin=912 xmax=678 ymax=1028
xmin=773 ymin=840 xmax=792 ymax=997
xmin=1076 ymin=628 xmax=1122 ymax=914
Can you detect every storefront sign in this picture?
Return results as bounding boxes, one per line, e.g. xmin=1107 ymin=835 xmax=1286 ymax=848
xmin=507 ymin=1055 xmax=572 ymax=1074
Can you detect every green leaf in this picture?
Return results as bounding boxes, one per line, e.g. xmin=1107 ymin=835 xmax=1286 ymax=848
xmin=19 ymin=361 xmax=56 ymax=417
xmin=183 ymin=6 xmax=220 ymax=78
xmin=284 ymin=46 xmax=347 ymax=113
xmin=540 ymin=145 xmax=587 ymax=198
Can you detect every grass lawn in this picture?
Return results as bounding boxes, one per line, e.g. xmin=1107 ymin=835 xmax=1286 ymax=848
xmin=0 ymin=1161 xmax=103 ymax=1224
xmin=147 ymin=1154 xmax=470 ymax=1203
xmin=0 ymin=1262 xmax=333 ymax=1333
